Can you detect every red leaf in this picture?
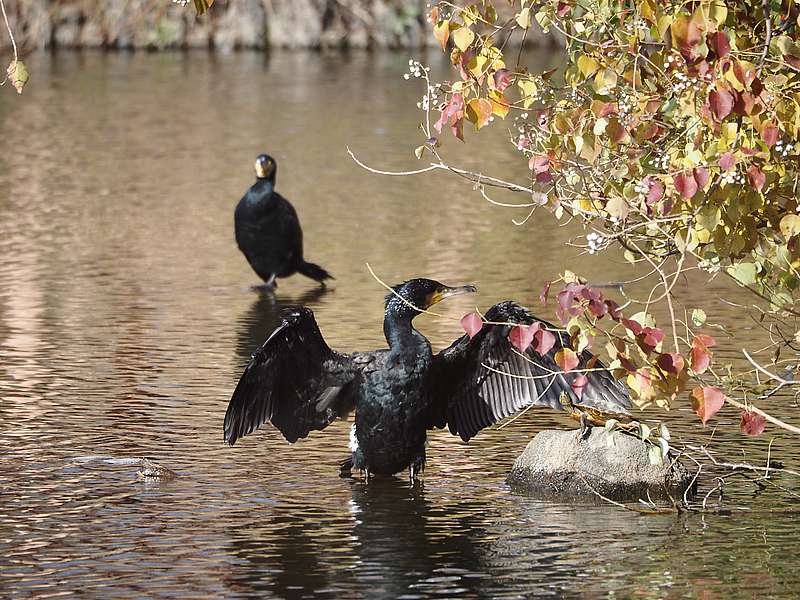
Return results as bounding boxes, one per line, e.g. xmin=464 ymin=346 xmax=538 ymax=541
xmin=618 ymin=353 xmax=638 ymax=373
xmin=695 ymin=334 xmax=717 ymax=348
xmin=529 ymin=154 xmax=550 ymax=174
xmin=434 ymin=93 xmax=465 ymax=136
xmin=719 ymin=152 xmax=735 ymax=171
xmin=709 ymin=89 xmax=734 ymax=120
xmin=689 ymin=348 xmax=710 ymax=375
xmin=762 ymin=123 xmax=779 ymax=148
xmin=605 ymin=300 xmax=623 ymax=320
xmin=571 ymin=374 xmax=588 ymax=399
xmin=460 ymin=312 xmax=483 ymax=339
xmin=555 ymin=348 xmax=579 ymax=372
xmin=690 ymin=334 xmax=715 ymax=375
xmin=493 ymin=68 xmax=511 ymax=92
xmin=674 ymin=172 xmax=698 ymax=199
xmin=733 ymin=61 xmax=756 ymax=88
xmin=451 ymin=117 xmax=464 ymax=142
xmin=691 ymin=386 xmax=725 ymax=425
xmin=622 ymin=318 xmax=643 ymax=335
xmin=747 ymin=165 xmax=765 ymax=191
xmin=533 ymin=327 xmax=556 ymax=356
xmin=535 ymin=171 xmax=553 ymax=184
xmin=539 ymin=280 xmax=552 ymax=305
xmin=740 ymin=410 xmax=766 ymax=436
xmin=733 ymin=91 xmax=760 ymax=116
xmin=509 ymin=323 xmax=538 ymax=353
xmin=556 ymin=2 xmax=572 ymax=17
xmin=657 ymin=352 xmax=685 ymax=375
xmin=709 ymin=31 xmax=730 ymax=58
xmin=587 ymin=298 xmax=607 ymax=318
xmin=646 ymin=179 xmax=664 ymax=205
xmin=636 ymin=326 xmax=664 ymax=355
xmin=693 ymin=167 xmax=709 ymax=190
xmin=595 ymin=101 xmax=616 ymax=118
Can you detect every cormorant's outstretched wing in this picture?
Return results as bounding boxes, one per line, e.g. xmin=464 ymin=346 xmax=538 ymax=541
xmin=427 ymin=301 xmax=631 ymax=441
xmin=224 ymin=307 xmax=358 ymax=445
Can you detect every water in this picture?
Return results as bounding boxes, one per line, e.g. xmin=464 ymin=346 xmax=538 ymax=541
xmin=1 ymin=51 xmax=799 ymax=599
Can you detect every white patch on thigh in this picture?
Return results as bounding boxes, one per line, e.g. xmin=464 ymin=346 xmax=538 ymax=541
xmin=348 ymin=424 xmax=359 ymax=452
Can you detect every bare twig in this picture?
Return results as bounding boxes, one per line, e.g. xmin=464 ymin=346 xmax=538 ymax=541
xmin=0 ymin=0 xmax=18 ymax=87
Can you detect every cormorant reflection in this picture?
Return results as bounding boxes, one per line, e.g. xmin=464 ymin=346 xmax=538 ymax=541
xmin=223 ymin=478 xmax=489 ymax=599
xmin=345 ymin=478 xmax=486 ymax=598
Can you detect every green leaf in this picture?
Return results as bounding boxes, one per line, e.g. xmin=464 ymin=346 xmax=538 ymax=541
xmin=691 ymin=308 xmax=707 ymax=327
xmin=648 ymin=443 xmax=664 ymax=466
xmin=727 ymin=262 xmax=758 ymax=286
xmin=639 ymin=422 xmax=652 ymax=440
xmin=6 ymin=60 xmax=29 ymax=94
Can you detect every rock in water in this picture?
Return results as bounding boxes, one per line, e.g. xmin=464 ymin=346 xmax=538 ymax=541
xmin=507 ymin=428 xmax=695 ymax=502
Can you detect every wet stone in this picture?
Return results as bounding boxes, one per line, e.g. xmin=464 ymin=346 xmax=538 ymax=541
xmin=507 ymin=428 xmax=696 ymax=502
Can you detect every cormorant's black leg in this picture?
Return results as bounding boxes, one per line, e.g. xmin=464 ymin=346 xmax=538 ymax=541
xmin=339 ymin=456 xmax=354 ymax=478
xmin=408 ymin=453 xmax=426 ymax=485
xmin=264 ymin=274 xmax=277 ymax=289
xmin=577 ymin=412 xmax=592 ymax=441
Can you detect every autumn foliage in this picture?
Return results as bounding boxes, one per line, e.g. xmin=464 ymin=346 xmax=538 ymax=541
xmin=426 ymin=0 xmax=800 ymax=436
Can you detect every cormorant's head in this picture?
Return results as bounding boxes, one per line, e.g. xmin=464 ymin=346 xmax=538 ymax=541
xmin=254 ymin=154 xmax=276 ymax=181
xmin=385 ymin=278 xmax=477 ymax=319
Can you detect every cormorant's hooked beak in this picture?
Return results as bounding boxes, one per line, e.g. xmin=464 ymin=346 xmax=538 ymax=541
xmin=427 ymin=284 xmax=477 ymax=308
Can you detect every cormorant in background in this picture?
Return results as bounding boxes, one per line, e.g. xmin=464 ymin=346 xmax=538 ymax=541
xmin=224 ymin=278 xmax=631 ymax=480
xmin=235 ymin=154 xmax=332 ymax=288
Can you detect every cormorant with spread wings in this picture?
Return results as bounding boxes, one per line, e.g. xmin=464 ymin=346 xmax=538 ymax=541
xmin=223 ymin=278 xmax=631 ymax=480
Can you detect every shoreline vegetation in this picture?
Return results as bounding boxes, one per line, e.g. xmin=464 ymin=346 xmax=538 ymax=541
xmin=2 ymin=0 xmax=555 ymax=52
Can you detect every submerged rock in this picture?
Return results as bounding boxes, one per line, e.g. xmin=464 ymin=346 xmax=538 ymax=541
xmin=507 ymin=428 xmax=695 ymax=502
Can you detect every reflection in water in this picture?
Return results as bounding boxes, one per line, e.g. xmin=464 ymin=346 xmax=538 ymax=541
xmin=235 ymin=287 xmax=330 ymax=364
xmin=1 ymin=51 xmax=799 ymax=599
xmin=346 ymin=479 xmax=484 ymax=598
xmin=225 ymin=478 xmax=487 ymax=599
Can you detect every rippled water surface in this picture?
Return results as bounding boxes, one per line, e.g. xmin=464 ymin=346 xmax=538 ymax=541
xmin=1 ymin=52 xmax=800 ymax=599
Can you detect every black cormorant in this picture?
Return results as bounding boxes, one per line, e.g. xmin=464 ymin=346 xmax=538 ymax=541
xmin=235 ymin=154 xmax=332 ymax=288
xmin=224 ymin=278 xmax=631 ymax=480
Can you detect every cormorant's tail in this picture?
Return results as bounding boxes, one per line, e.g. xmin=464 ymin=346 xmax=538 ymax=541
xmin=297 ymin=261 xmax=333 ymax=284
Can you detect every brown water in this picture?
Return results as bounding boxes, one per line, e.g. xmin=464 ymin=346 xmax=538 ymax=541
xmin=1 ymin=51 xmax=799 ymax=599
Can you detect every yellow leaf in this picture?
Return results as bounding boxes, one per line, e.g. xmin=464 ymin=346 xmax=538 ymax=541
xmin=594 ymin=68 xmax=617 ymax=92
xmin=709 ymin=0 xmax=727 ymax=27
xmin=721 ymin=122 xmax=738 ymax=146
xmin=488 ymin=91 xmax=509 ymax=118
xmin=657 ymin=14 xmax=672 ymax=39
xmin=605 ymin=196 xmax=630 ymax=220
xmin=518 ymin=78 xmax=537 ymax=108
xmin=466 ymin=98 xmax=492 ymax=129
xmin=780 ymin=214 xmax=800 ymax=238
xmin=193 ymin=0 xmax=214 ymax=16
xmin=593 ymin=118 xmax=608 ymax=135
xmin=452 ymin=26 xmax=475 ymax=51
xmin=640 ymin=0 xmax=657 ymax=24
xmin=516 ymin=7 xmax=531 ymax=28
xmin=6 ymin=60 xmax=28 ymax=94
xmin=434 ymin=19 xmax=450 ymax=50
xmin=577 ymin=54 xmax=600 ymax=77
